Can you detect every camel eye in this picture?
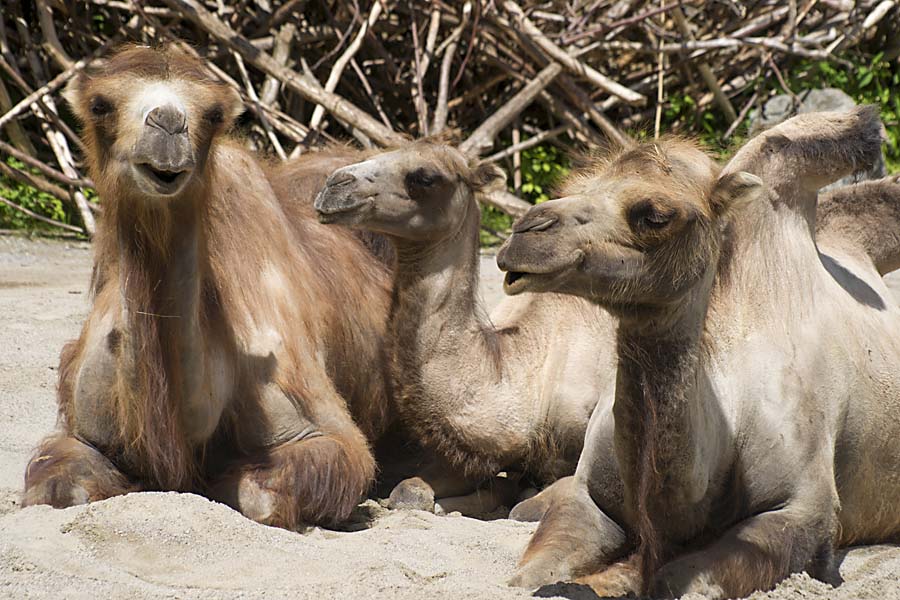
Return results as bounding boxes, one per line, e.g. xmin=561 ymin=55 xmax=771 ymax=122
xmin=204 ymin=105 xmax=224 ymax=126
xmin=629 ymin=200 xmax=674 ymax=231
xmin=90 ymin=96 xmax=113 ymax=117
xmin=406 ymin=168 xmax=442 ymax=189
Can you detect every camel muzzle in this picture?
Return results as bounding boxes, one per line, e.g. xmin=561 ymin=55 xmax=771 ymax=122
xmin=315 ymin=171 xmax=373 ymax=224
xmin=131 ymin=105 xmax=195 ymax=196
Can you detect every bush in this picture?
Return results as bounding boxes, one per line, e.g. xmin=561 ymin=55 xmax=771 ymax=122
xmin=0 ymin=157 xmax=74 ymax=232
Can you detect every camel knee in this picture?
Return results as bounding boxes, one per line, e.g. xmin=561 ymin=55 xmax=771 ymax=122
xmin=510 ymin=476 xmax=574 ymax=522
xmin=23 ymin=435 xmax=134 ymax=508
xmin=513 ymin=487 xmax=628 ymax=588
xmin=215 ymin=432 xmax=376 ymax=529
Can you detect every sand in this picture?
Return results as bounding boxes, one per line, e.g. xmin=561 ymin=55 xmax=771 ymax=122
xmin=1 ymin=235 xmax=898 ymax=600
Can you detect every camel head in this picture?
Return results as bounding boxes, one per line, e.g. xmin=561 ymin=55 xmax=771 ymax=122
xmin=498 ymin=139 xmax=756 ymax=319
xmin=64 ymin=44 xmax=242 ymax=201
xmin=314 ymin=141 xmax=505 ymax=242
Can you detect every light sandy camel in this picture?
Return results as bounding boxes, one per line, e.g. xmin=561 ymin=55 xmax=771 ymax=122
xmin=313 ymin=140 xmax=616 ymax=516
xmin=22 ymin=44 xmax=396 ymax=530
xmin=497 ymin=107 xmax=900 ymax=597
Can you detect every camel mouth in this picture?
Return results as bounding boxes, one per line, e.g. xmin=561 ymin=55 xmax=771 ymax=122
xmin=502 ymin=251 xmax=584 ymax=296
xmin=503 ymin=270 xmax=552 ymax=295
xmin=315 ymin=197 xmax=374 ymax=225
xmin=133 ymin=162 xmax=191 ymax=196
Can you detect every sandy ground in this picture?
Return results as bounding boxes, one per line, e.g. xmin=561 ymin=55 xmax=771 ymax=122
xmin=1 ymin=235 xmax=898 ymax=599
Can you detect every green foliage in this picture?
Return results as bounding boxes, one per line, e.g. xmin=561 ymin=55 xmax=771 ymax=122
xmin=479 ymin=204 xmax=512 ymax=246
xmin=789 ymin=54 xmax=900 ymax=173
xmin=519 ymin=144 xmax=571 ymax=204
xmin=0 ymin=157 xmax=75 ymax=232
xmin=479 ymin=141 xmax=571 ymax=246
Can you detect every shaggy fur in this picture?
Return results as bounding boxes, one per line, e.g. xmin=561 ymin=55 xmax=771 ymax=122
xmin=23 ymin=44 xmax=393 ymax=529
xmin=314 ymin=142 xmax=615 ymax=515
xmin=500 ymin=108 xmax=900 ymax=598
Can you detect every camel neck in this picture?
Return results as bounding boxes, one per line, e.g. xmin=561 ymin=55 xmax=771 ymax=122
xmin=612 ymin=268 xmax=725 ymax=581
xmin=111 ymin=191 xmax=208 ymax=431
xmin=389 ymin=195 xmax=489 ymax=357
xmin=385 ymin=195 xmax=520 ymax=476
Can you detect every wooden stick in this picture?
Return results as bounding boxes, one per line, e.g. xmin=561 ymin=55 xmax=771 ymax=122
xmin=432 ymin=1 xmax=471 ymax=133
xmin=0 ymin=157 xmax=72 ymax=204
xmin=231 ymin=51 xmax=287 ymax=160
xmin=0 ymin=193 xmax=83 ymax=234
xmin=0 ymin=78 xmax=36 ymax=156
xmin=502 ymin=1 xmax=646 ymax=106
xmin=260 ymin=22 xmax=296 ymax=107
xmin=309 ymin=0 xmax=387 ymax=131
xmin=482 ymin=189 xmax=532 ymax=218
xmin=0 ymin=139 xmax=94 ymax=189
xmin=671 ymin=6 xmax=738 ymax=123
xmin=459 ymin=62 xmax=562 ymax=156
xmin=35 ymin=0 xmax=74 ymax=70
xmin=161 ymin=0 xmax=403 ymax=146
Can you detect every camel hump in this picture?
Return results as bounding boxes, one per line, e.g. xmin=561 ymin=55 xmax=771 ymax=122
xmin=817 ymin=174 xmax=900 ymax=275
xmin=725 ymin=106 xmax=884 ymax=204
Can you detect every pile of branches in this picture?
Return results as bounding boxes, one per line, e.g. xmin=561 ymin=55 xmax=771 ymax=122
xmin=1 ymin=0 xmax=896 ymax=237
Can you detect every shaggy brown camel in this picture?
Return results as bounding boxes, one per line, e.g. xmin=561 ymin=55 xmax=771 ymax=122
xmin=22 ymin=44 xmax=395 ymax=530
xmin=313 ymin=141 xmax=616 ymax=516
xmin=497 ymin=107 xmax=900 ymax=597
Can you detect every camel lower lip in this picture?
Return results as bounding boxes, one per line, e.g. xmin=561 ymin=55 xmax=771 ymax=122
xmin=134 ymin=163 xmax=189 ymax=194
xmin=315 ymin=199 xmax=371 ymax=224
xmin=503 ymin=270 xmax=543 ymax=295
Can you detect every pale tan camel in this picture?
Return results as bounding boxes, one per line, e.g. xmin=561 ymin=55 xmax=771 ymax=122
xmin=22 ymin=44 xmax=395 ymax=530
xmin=314 ymin=141 xmax=616 ymax=516
xmin=497 ymin=107 xmax=900 ymax=597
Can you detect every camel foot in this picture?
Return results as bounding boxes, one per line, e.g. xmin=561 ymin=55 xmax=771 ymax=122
xmin=575 ymin=558 xmax=642 ymax=598
xmin=512 ymin=480 xmax=628 ymax=589
xmin=211 ymin=433 xmax=375 ymax=530
xmin=23 ymin=435 xmax=136 ymax=508
xmin=510 ymin=476 xmax=574 ymax=522
xmin=388 ymin=476 xmax=436 ymax=512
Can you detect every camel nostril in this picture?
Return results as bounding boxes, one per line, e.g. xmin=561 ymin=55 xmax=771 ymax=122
xmin=513 ymin=216 xmax=558 ymax=234
xmin=146 ymin=105 xmax=188 ymax=135
xmin=328 ymin=171 xmax=357 ymax=187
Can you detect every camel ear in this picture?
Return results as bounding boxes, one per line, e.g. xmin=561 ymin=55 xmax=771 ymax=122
xmin=471 ymin=162 xmax=507 ymax=194
xmin=220 ymin=86 xmax=244 ymax=128
xmin=711 ymin=171 xmax=762 ymax=217
xmin=62 ymin=73 xmax=90 ymax=122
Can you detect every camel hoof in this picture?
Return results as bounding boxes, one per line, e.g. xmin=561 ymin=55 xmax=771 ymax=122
xmin=388 ymin=477 xmax=435 ymax=512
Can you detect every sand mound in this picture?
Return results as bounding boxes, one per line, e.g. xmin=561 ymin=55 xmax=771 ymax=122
xmin=0 ymin=492 xmax=538 ymax=600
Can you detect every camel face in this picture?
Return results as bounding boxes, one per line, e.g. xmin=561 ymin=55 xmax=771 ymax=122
xmin=64 ymin=45 xmax=242 ymax=201
xmin=315 ymin=144 xmax=503 ymax=241
xmin=498 ymin=140 xmax=724 ymax=314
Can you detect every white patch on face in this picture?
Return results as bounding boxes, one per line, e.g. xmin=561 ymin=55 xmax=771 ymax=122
xmin=130 ymin=80 xmax=188 ymax=124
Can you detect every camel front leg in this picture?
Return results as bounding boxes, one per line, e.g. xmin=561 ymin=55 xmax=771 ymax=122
xmin=510 ymin=481 xmax=629 ymax=589
xmin=23 ymin=434 xmax=137 ymax=508
xmin=649 ymin=505 xmax=835 ymax=599
xmin=434 ymin=475 xmax=521 ymax=517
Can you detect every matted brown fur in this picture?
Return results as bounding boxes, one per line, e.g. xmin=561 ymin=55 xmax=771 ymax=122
xmin=25 ymin=43 xmax=394 ymax=528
